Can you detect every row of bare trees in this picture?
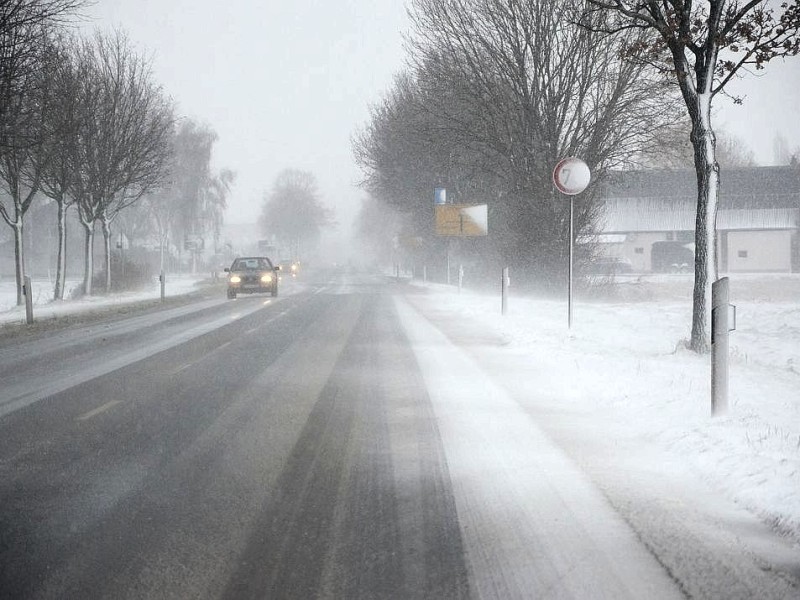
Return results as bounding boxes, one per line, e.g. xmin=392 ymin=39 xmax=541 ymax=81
xmin=0 ymin=1 xmax=84 ymax=304
xmin=355 ymin=0 xmax=800 ymax=352
xmin=0 ymin=1 xmax=234 ymax=306
xmin=354 ymin=0 xmax=684 ymax=289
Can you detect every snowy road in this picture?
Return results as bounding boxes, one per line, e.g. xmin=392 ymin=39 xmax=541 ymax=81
xmin=0 ymin=273 xmax=797 ymax=598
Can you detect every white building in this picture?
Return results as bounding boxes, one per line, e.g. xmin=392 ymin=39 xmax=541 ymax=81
xmin=596 ymin=167 xmax=800 ymax=273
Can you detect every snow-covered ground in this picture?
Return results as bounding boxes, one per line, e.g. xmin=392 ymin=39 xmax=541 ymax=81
xmin=410 ymin=275 xmax=800 ymax=546
xmin=0 ymin=275 xmax=210 ymax=326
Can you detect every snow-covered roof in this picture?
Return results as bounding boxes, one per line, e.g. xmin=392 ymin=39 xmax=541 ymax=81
xmin=597 ymin=167 xmax=800 ymax=233
xmin=600 ymin=166 xmax=800 ymax=206
xmin=600 ymin=202 xmax=798 ymax=233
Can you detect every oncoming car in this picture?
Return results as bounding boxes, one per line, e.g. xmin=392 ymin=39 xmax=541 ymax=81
xmin=224 ymin=256 xmax=280 ymax=299
xmin=279 ymin=259 xmax=300 ymax=278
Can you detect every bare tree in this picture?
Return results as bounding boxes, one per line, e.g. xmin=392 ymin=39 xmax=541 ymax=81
xmin=259 ymin=169 xmax=333 ymax=258
xmin=583 ymin=0 xmax=800 ymax=351
xmin=129 ymin=120 xmax=234 ymax=274
xmin=169 ymin=118 xmax=216 ymax=270
xmin=0 ymin=1 xmax=85 ymax=134
xmin=142 ymin=186 xmax=179 ymax=273
xmin=0 ymin=22 xmax=54 ymax=305
xmin=354 ymin=196 xmax=406 ymax=268
xmin=205 ymin=167 xmax=235 ymax=254
xmin=772 ymin=132 xmax=800 ymax=165
xmin=36 ymin=33 xmax=80 ymax=300
xmin=70 ymin=30 xmax=174 ymax=295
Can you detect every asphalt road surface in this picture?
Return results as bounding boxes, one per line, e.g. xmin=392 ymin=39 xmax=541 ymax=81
xmin=0 ymin=272 xmax=797 ymax=599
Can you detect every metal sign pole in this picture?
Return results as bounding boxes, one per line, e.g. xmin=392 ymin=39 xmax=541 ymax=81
xmin=568 ymin=196 xmax=574 ymax=329
xmin=553 ymin=157 xmax=590 ymax=331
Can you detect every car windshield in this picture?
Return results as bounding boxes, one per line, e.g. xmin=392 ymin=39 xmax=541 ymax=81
xmin=233 ymin=258 xmax=268 ymax=270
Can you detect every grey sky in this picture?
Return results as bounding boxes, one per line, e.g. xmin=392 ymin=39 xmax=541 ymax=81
xmin=86 ymin=0 xmax=409 ymax=227
xmin=85 ymin=1 xmax=800 ymax=228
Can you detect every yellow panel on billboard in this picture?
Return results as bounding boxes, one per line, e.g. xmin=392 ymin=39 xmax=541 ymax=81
xmin=435 ymin=204 xmax=488 ymax=236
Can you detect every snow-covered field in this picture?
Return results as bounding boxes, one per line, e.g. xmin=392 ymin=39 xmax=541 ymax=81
xmin=0 ymin=275 xmax=209 ymax=326
xmin=411 ymin=275 xmax=800 ymax=545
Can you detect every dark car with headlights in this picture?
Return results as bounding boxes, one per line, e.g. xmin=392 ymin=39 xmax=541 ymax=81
xmin=225 ymin=256 xmax=280 ymax=299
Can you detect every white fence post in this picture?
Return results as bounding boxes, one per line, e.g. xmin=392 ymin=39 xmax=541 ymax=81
xmin=23 ymin=276 xmax=34 ymax=325
xmin=712 ymin=277 xmax=735 ymax=415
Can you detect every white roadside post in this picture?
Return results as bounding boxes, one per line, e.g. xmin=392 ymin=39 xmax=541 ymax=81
xmin=553 ymin=158 xmax=591 ymax=329
xmin=23 ymin=276 xmax=34 ymax=325
xmin=159 ymin=270 xmax=166 ymax=302
xmin=711 ymin=277 xmax=736 ymax=415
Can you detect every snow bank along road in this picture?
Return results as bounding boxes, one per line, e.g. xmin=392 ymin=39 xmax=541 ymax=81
xmin=0 ymin=273 xmax=797 ymax=599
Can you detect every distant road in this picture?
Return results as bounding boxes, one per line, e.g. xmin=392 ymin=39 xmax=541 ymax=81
xmin=0 ymin=271 xmax=796 ymax=599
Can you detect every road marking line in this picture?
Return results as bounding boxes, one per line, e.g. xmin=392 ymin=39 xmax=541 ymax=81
xmin=77 ymin=400 xmax=122 ymax=421
xmin=218 ymin=341 xmax=232 ymax=350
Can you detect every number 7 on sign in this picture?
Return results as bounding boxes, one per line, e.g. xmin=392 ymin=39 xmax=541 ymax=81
xmin=553 ymin=158 xmax=590 ymax=196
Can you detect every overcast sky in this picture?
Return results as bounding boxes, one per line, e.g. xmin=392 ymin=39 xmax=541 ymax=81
xmin=85 ymin=1 xmax=800 ymax=229
xmin=85 ymin=0 xmax=409 ymax=229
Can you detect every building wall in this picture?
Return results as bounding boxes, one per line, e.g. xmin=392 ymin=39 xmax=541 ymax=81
xmin=600 ymin=229 xmax=796 ymax=273
xmin=620 ymin=232 xmax=668 ymax=272
xmin=726 ymin=230 xmax=793 ymax=272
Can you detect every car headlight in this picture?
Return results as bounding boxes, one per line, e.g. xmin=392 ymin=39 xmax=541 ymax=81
xmin=291 ymin=264 xmax=297 ymax=272
xmin=261 ymin=274 xmax=273 ymax=283
xmin=229 ymin=275 xmax=241 ymax=283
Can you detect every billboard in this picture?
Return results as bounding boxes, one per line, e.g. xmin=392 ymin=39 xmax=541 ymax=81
xmin=435 ymin=204 xmax=488 ymax=237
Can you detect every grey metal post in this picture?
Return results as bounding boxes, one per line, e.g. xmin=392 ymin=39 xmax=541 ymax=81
xmin=458 ymin=264 xmax=464 ymax=293
xmin=160 ymin=270 xmax=166 ymax=302
xmin=23 ymin=276 xmax=33 ymax=325
xmin=711 ymin=277 xmax=730 ymax=415
xmin=568 ymin=196 xmax=574 ymax=329
xmin=501 ymin=267 xmax=509 ymax=315
xmin=423 ymin=265 xmax=427 ymax=283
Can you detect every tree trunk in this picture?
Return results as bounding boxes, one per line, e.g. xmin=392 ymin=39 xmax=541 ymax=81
xmin=82 ymin=221 xmax=95 ymax=296
xmin=54 ymin=200 xmax=68 ymax=300
xmin=689 ymin=92 xmax=720 ymax=353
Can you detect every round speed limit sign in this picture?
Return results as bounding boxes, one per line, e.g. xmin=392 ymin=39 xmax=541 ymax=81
xmin=553 ymin=157 xmax=591 ymax=195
